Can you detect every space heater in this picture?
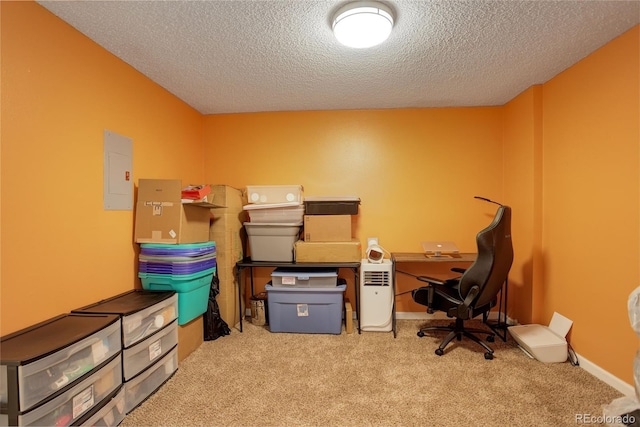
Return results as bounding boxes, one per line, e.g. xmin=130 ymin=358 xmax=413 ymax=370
xmin=360 ymin=258 xmax=393 ymax=332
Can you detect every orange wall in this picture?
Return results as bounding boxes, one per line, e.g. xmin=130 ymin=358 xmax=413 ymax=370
xmin=1 ymin=2 xmax=205 ymax=334
xmin=540 ymin=27 xmax=640 ymax=385
xmin=203 ymin=109 xmax=505 ymax=308
xmin=503 ymin=86 xmax=543 ymax=325
xmin=2 ymin=0 xmax=638 ymax=389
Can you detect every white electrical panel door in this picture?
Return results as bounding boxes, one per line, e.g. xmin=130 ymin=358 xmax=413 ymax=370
xmin=103 ymin=130 xmax=133 ymax=210
xmin=360 ymin=260 xmax=393 ymax=332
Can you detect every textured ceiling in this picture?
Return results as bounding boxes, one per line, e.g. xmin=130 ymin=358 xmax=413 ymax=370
xmin=37 ymin=0 xmax=640 ymax=115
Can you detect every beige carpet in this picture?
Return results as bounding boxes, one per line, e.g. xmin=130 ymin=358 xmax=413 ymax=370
xmin=121 ymin=319 xmax=623 ymax=427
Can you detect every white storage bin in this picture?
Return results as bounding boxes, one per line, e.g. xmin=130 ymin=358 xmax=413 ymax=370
xmin=76 ymin=386 xmax=125 ymax=427
xmin=5 ymin=356 xmax=122 ymax=426
xmin=122 ymin=320 xmax=178 ymax=381
xmin=0 ymin=314 xmax=121 ymax=415
xmin=124 ymin=346 xmax=178 ymax=414
xmin=243 ymin=202 xmax=304 ymax=223
xmin=244 ymin=222 xmax=302 ymax=262
xmin=271 ymin=268 xmax=338 ymax=287
xmin=246 ymin=185 xmax=303 ymax=204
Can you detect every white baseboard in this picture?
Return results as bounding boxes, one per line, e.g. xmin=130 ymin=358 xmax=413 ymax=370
xmin=575 ymin=352 xmax=635 ymax=397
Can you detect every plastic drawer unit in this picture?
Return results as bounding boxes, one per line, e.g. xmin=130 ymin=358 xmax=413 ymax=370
xmin=72 ymin=290 xmax=177 ymax=349
xmin=124 ymin=346 xmax=178 ymax=414
xmin=0 ymin=313 xmax=122 ymax=426
xmin=122 ymin=320 xmax=178 ymax=381
xmin=0 ymin=355 xmax=122 ymax=426
xmin=75 ymin=386 xmax=125 ymax=427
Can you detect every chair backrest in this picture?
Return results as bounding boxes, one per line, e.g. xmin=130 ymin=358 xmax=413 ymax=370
xmin=458 ymin=205 xmax=514 ymax=310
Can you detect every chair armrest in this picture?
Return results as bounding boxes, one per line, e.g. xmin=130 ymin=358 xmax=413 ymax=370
xmin=416 ymin=275 xmax=446 ymax=286
xmin=450 ymin=267 xmax=466 ymax=274
xmin=450 ymin=285 xmax=479 ymax=319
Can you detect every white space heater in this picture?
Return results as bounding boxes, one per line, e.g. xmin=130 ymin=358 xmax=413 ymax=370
xmin=360 ymin=259 xmax=393 ymax=332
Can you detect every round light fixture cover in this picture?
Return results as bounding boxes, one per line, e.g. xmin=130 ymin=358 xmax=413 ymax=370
xmin=332 ymin=2 xmax=395 ymax=49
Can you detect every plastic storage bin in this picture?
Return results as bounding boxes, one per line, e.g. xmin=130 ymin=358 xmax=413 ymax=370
xmin=271 ymin=267 xmax=338 ymax=287
xmin=243 ymin=203 xmax=304 ymax=223
xmin=124 ymin=346 xmax=178 ymax=414
xmin=0 ymin=313 xmax=122 ymax=420
xmin=75 ymin=386 xmax=125 ymax=427
xmin=139 ymin=269 xmax=214 ymax=325
xmin=0 ymin=356 xmax=122 ymax=426
xmin=265 ymin=284 xmax=346 ymax=334
xmin=303 ymin=196 xmax=360 ymax=215
xmin=244 ymin=222 xmax=302 ymax=262
xmin=72 ymin=291 xmax=178 ymax=348
xmin=246 ymin=185 xmax=303 ymax=204
xmin=139 ymin=242 xmax=216 ymax=257
xmin=122 ymin=320 xmax=178 ymax=381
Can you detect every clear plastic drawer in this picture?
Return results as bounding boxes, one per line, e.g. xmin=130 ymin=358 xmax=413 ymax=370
xmin=121 ymin=294 xmax=177 ymax=348
xmin=76 ymin=386 xmax=125 ymax=427
xmin=122 ymin=320 xmax=178 ymax=381
xmin=124 ymin=346 xmax=177 ymax=414
xmin=1 ymin=318 xmax=121 ymax=413
xmin=15 ymin=356 xmax=122 ymax=426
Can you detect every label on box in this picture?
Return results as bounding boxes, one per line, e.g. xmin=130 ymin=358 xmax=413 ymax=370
xmin=72 ymin=385 xmax=94 ymax=419
xmin=149 ymin=340 xmax=162 ymax=361
xmin=282 ymin=276 xmax=296 ymax=285
xmin=296 ymin=304 xmax=309 ymax=317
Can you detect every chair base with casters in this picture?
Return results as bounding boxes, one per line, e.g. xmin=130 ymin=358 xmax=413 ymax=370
xmin=417 ymin=316 xmax=496 ymax=360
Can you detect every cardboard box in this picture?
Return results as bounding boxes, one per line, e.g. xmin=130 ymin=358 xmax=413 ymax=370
xmin=304 ymin=215 xmax=351 ymax=242
xmin=178 ymin=315 xmax=203 ymax=363
xmin=294 ymin=239 xmax=362 ymax=262
xmin=208 ymin=185 xmax=246 ymax=328
xmin=345 ymin=300 xmax=353 ymax=334
xmin=135 ymin=179 xmax=223 ymax=244
xmin=210 ymin=184 xmax=245 ymax=213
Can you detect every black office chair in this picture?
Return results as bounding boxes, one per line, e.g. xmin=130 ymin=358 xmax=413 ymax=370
xmin=411 ymin=201 xmax=513 ymax=359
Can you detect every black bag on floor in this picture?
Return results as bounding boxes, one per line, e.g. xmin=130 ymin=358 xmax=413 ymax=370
xmin=203 ymin=271 xmax=231 ymax=341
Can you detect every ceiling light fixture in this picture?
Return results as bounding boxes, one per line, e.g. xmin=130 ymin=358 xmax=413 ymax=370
xmin=332 ymin=1 xmax=395 ymax=49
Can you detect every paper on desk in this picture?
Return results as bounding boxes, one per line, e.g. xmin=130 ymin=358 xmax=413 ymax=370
xmin=549 ymin=312 xmax=573 ymax=338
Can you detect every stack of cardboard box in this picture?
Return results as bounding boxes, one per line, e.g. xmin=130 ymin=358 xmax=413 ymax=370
xmin=208 ymin=185 xmax=246 ymax=328
xmin=134 ymin=179 xmax=224 ymax=362
xmin=294 ymin=197 xmax=362 ymax=262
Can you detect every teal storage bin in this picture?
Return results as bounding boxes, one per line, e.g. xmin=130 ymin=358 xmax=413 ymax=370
xmin=139 ymin=268 xmax=215 ymax=325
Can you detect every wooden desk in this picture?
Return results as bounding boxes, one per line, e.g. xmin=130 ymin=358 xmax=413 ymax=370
xmin=390 ymin=252 xmax=476 ymax=338
xmin=392 ymin=252 xmax=477 ymax=263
